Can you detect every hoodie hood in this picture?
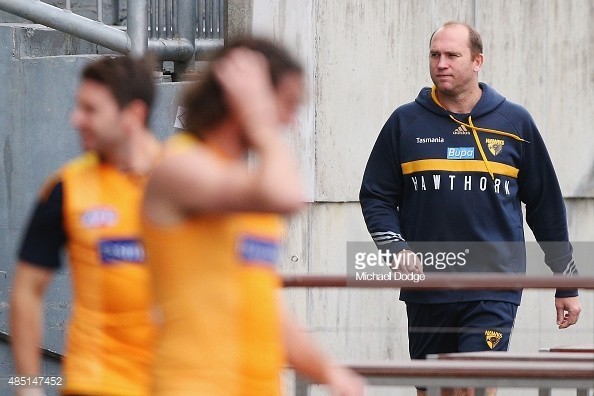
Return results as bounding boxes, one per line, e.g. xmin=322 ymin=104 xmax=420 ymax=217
xmin=415 ymin=82 xmax=506 ymax=118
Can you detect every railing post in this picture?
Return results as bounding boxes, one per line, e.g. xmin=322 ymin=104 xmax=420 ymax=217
xmin=225 ymin=0 xmax=252 ymax=43
xmin=294 ymin=374 xmax=309 ymax=396
xmin=538 ymin=388 xmax=552 ymax=396
xmin=112 ymin=0 xmax=120 ymax=25
xmin=475 ymin=388 xmax=487 ymax=396
xmin=174 ymin=0 xmax=196 ymax=78
xmin=97 ymin=0 xmax=103 ymax=22
xmin=128 ymin=0 xmax=148 ymax=57
xmin=427 ymin=387 xmax=441 ymax=396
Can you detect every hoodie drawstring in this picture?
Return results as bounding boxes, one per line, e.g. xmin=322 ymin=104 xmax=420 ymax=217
xmin=468 ymin=116 xmax=494 ymax=179
xmin=431 ymin=86 xmax=528 ymax=180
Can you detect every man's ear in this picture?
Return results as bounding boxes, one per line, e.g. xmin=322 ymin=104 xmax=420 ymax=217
xmin=473 ymin=53 xmax=484 ymax=73
xmin=124 ymin=99 xmax=150 ymax=127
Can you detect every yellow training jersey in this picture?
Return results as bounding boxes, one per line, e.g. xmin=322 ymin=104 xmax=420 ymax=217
xmin=143 ymin=134 xmax=286 ymax=395
xmin=60 ymin=153 xmax=155 ymax=395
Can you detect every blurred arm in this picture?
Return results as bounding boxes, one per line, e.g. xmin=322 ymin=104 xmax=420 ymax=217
xmin=10 ymin=261 xmax=54 ymax=376
xmin=281 ymin=303 xmax=365 ymax=396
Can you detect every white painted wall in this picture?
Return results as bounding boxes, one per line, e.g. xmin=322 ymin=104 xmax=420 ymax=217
xmin=249 ymin=1 xmax=594 ymax=394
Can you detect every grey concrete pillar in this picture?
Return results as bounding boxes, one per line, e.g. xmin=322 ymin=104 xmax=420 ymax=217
xmin=225 ymin=0 xmax=252 ymax=43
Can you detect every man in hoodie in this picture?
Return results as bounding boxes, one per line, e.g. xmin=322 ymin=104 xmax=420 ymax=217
xmin=360 ymin=21 xmax=580 ymax=395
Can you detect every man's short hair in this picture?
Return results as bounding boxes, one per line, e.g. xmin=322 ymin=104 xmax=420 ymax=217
xmin=430 ymin=21 xmax=483 ymax=57
xmin=182 ymin=37 xmax=304 ymax=139
xmin=81 ymin=56 xmax=156 ymax=123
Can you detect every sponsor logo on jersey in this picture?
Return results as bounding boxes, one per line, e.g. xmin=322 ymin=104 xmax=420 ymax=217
xmin=99 ymin=239 xmax=145 ymax=264
xmin=80 ymin=206 xmax=118 ymax=228
xmin=447 ymin=147 xmax=474 ymax=159
xmin=486 ymin=138 xmax=504 ymax=156
xmin=239 ymin=236 xmax=280 ymax=267
xmin=485 ymin=329 xmax=503 ymax=349
xmin=416 ymin=137 xmax=444 ymax=144
xmin=453 ymin=125 xmax=470 ymax=135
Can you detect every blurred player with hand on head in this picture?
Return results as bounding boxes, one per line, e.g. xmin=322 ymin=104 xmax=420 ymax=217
xmin=142 ymin=38 xmax=365 ymax=396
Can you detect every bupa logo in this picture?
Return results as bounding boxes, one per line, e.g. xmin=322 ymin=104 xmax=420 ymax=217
xmin=447 ymin=147 xmax=474 ymax=159
xmin=239 ymin=236 xmax=280 ymax=267
xmin=80 ymin=206 xmax=118 ymax=228
xmin=99 ymin=239 xmax=145 ymax=264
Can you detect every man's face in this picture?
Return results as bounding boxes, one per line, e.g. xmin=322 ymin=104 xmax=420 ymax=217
xmin=275 ymin=72 xmax=305 ymax=126
xmin=429 ymin=24 xmax=483 ymax=97
xmin=71 ymin=80 xmax=124 ymax=153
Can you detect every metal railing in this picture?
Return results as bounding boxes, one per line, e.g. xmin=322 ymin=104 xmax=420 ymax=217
xmin=282 ymin=273 xmax=594 ymax=289
xmin=198 ymin=0 xmax=224 ymax=39
xmin=4 ymin=273 xmax=590 ymax=392
xmin=63 ymin=0 xmax=111 ymax=24
xmin=286 ymin=274 xmax=594 ymax=395
xmin=0 ymin=0 xmax=225 ymax=75
xmin=294 ymin=359 xmax=594 ymax=396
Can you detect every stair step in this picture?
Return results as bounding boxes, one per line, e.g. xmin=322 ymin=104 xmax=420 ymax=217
xmin=0 ymin=23 xmax=116 ymax=58
xmin=0 ymin=1 xmax=124 ymax=25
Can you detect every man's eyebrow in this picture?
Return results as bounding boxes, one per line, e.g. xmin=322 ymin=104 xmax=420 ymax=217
xmin=431 ymin=50 xmax=463 ymax=55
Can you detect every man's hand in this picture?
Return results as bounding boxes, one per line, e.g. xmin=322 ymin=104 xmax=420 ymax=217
xmin=326 ymin=365 xmax=366 ymax=396
xmin=555 ymin=296 xmax=581 ymax=329
xmin=392 ymin=249 xmax=423 ymax=274
xmin=212 ymin=47 xmax=279 ymax=146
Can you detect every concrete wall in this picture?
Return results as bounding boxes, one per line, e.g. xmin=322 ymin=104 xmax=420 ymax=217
xmin=0 ymin=23 xmax=186 ymax=387
xmin=250 ymin=0 xmax=594 ymax=395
